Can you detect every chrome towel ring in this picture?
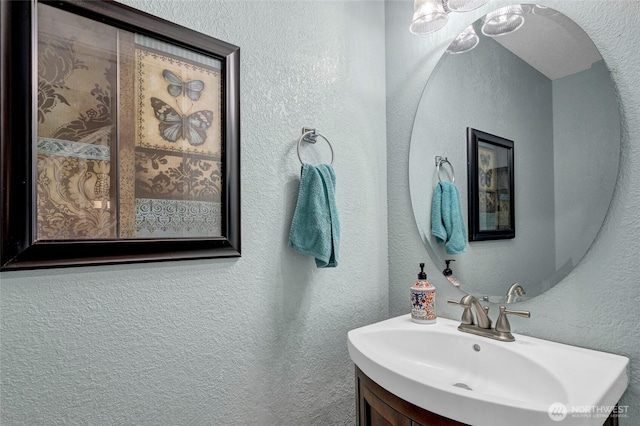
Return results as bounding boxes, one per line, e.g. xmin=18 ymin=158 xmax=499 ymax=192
xmin=435 ymin=155 xmax=455 ymax=183
xmin=297 ymin=127 xmax=334 ymax=166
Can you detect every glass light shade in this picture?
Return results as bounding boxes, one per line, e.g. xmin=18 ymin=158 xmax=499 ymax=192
xmin=481 ymin=5 xmax=525 ymax=37
xmin=446 ymin=25 xmax=479 ymax=54
xmin=409 ymin=0 xmax=449 ymax=35
xmin=530 ymin=4 xmax=559 ymax=17
xmin=444 ymin=0 xmax=489 ymax=12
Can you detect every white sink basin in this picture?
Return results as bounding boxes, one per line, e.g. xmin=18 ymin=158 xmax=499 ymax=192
xmin=348 ymin=315 xmax=629 ymax=426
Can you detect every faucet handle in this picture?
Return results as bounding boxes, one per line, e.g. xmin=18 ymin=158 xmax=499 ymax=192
xmin=447 ymin=299 xmax=474 ymax=325
xmin=495 ymin=305 xmax=530 ymax=333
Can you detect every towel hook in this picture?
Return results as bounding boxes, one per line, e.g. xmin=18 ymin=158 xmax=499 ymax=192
xmin=435 ymin=156 xmax=455 ymax=183
xmin=297 ymin=127 xmax=334 ymax=166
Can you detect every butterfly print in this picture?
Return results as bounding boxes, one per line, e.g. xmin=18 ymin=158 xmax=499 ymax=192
xmin=479 ymin=169 xmax=493 ymax=188
xmin=480 ymin=153 xmax=491 ymax=166
xmin=150 ymin=97 xmax=213 ymax=146
xmin=162 ymin=69 xmax=205 ymax=101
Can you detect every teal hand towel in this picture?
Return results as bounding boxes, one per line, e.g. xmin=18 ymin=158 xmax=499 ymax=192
xmin=288 ymin=163 xmax=340 ymax=268
xmin=431 ymin=182 xmax=466 ymax=255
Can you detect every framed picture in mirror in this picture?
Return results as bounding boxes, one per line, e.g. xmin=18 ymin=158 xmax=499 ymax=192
xmin=467 ymin=128 xmax=514 ymax=241
xmin=1 ymin=0 xmax=240 ymax=270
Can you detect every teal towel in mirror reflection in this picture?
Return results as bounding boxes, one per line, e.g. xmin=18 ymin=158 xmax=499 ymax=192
xmin=288 ymin=164 xmax=340 ymax=268
xmin=431 ymin=182 xmax=467 ymax=255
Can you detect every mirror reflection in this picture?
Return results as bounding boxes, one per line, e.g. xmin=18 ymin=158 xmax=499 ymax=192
xmin=410 ymin=4 xmax=620 ymax=302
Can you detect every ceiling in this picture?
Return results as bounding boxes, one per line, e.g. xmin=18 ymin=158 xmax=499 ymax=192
xmin=490 ymin=6 xmax=602 ymax=80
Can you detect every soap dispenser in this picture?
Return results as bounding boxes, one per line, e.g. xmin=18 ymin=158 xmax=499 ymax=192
xmin=410 ymin=263 xmax=437 ymax=324
xmin=443 ymin=259 xmax=460 ymax=288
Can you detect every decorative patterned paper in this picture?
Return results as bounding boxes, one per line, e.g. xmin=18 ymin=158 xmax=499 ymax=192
xmin=478 ymin=145 xmax=497 ymax=192
xmin=135 ymin=198 xmax=221 ymax=238
xmin=37 ymin=152 xmax=116 ymax=240
xmin=36 ymin=4 xmax=117 ymax=241
xmin=37 ymin=138 xmax=110 ymax=160
xmin=135 ymin=149 xmax=222 ymax=202
xmin=134 ymin=40 xmax=223 ymax=238
xmin=118 ymin=31 xmax=137 ymax=238
xmin=134 ymin=44 xmax=222 ymax=157
xmin=35 ymin=4 xmax=225 ymax=241
xmin=497 ymin=167 xmax=511 ymax=230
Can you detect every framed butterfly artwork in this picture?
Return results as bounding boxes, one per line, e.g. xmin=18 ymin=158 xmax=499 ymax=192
xmin=467 ymin=128 xmax=515 ymax=242
xmin=1 ymin=0 xmax=240 ymax=270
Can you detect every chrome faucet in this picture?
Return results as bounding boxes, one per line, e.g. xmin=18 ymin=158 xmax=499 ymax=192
xmin=448 ymin=295 xmax=492 ymax=329
xmin=505 ymin=282 xmax=526 ymax=304
xmin=448 ymin=295 xmax=530 ymax=342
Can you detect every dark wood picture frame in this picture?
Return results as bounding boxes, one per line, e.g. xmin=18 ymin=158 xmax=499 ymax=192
xmin=467 ymin=128 xmax=514 ymax=241
xmin=1 ymin=0 xmax=240 ymax=270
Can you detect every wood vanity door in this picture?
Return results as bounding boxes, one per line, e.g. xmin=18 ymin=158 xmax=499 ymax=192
xmin=356 ymin=367 xmax=465 ymax=426
xmin=360 ymin=383 xmax=411 ymax=426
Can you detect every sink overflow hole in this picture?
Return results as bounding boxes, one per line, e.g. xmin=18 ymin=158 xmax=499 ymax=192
xmin=473 ymin=344 xmax=481 ymax=352
xmin=453 ymin=382 xmax=473 ymax=391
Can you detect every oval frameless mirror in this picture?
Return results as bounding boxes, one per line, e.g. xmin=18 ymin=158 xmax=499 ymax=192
xmin=409 ymin=4 xmax=620 ymax=303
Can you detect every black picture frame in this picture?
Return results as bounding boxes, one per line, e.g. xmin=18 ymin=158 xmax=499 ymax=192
xmin=467 ymin=128 xmax=514 ymax=241
xmin=1 ymin=0 xmax=241 ymax=270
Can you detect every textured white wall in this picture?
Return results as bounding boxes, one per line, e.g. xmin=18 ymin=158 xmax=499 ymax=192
xmin=386 ymin=0 xmax=640 ymax=424
xmin=553 ymin=61 xmax=620 ymax=271
xmin=0 ymin=1 xmax=388 ymax=424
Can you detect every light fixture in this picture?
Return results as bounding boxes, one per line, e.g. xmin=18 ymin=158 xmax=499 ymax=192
xmin=481 ymin=5 xmax=525 ymax=37
xmin=443 ymin=0 xmax=488 ymax=12
xmin=446 ymin=24 xmax=479 ymax=54
xmin=409 ymin=0 xmax=449 ymax=35
xmin=529 ymin=4 xmax=559 ymax=17
xmin=409 ymin=1 xmax=526 ymax=54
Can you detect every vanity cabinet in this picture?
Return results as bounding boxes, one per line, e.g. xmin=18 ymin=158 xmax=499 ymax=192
xmin=356 ymin=367 xmax=465 ymax=426
xmin=355 ymin=367 xmax=619 ymax=426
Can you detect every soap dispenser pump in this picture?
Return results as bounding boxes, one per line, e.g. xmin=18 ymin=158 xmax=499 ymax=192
xmin=410 ymin=263 xmax=437 ymax=324
xmin=443 ymin=259 xmax=460 ymax=288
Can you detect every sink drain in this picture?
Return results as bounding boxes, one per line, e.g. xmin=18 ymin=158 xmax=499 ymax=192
xmin=453 ymin=382 xmax=473 ymax=391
